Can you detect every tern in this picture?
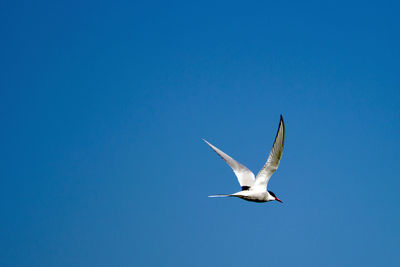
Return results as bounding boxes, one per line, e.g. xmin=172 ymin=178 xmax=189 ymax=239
xmin=203 ymin=115 xmax=285 ymax=203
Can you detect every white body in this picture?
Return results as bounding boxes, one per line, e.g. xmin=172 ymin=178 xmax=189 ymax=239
xmin=211 ymin=189 xmax=277 ymax=203
xmin=204 ymin=115 xmax=285 ymax=203
xmin=231 ymin=190 xmax=275 ymax=203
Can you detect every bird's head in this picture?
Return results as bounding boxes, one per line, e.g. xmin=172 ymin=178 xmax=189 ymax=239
xmin=268 ymin=190 xmax=283 ymax=203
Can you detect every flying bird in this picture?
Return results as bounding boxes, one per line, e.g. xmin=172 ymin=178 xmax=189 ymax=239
xmin=203 ymin=115 xmax=285 ymax=203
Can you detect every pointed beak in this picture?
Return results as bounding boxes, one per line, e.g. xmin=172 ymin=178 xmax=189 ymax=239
xmin=275 ymin=197 xmax=283 ymax=203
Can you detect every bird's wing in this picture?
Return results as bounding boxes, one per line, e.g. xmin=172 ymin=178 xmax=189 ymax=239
xmin=252 ymin=115 xmax=285 ymax=190
xmin=202 ymin=139 xmax=255 ymax=188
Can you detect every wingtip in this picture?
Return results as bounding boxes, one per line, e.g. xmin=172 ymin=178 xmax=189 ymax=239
xmin=280 ymin=114 xmax=285 ymax=129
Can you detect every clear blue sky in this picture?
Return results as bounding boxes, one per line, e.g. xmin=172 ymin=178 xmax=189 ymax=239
xmin=1 ymin=0 xmax=400 ymax=266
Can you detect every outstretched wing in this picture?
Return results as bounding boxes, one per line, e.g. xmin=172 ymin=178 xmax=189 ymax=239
xmin=202 ymin=139 xmax=255 ymax=189
xmin=252 ymin=115 xmax=285 ymax=190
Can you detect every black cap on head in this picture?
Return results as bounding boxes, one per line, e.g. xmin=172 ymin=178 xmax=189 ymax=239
xmin=268 ymin=190 xmax=277 ymax=198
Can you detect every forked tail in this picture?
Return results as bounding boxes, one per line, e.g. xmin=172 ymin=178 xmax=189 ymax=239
xmin=208 ymin=194 xmax=231 ymax=198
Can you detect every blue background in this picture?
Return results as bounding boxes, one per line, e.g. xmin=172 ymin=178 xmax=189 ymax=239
xmin=1 ymin=0 xmax=400 ymax=266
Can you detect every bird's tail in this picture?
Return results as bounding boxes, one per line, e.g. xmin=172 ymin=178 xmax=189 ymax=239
xmin=208 ymin=194 xmax=231 ymax=198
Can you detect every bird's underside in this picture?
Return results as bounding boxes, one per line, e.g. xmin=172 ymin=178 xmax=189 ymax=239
xmin=232 ymin=191 xmax=270 ymax=203
xmin=204 ymin=115 xmax=285 ymax=203
xmin=209 ymin=190 xmax=271 ymax=203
